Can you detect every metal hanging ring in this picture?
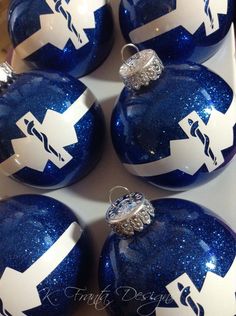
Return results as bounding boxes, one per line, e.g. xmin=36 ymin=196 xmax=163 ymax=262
xmin=121 ymin=43 xmax=140 ymax=66
xmin=109 ymin=185 xmax=131 ymax=208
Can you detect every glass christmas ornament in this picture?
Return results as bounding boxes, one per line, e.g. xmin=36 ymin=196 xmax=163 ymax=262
xmin=0 ymin=63 xmax=105 ymax=189
xmin=99 ymin=188 xmax=236 ymax=316
xmin=119 ymin=0 xmax=235 ymax=64
xmin=0 ymin=194 xmax=92 ymax=316
xmin=8 ymin=0 xmax=114 ymax=78
xmin=111 ymin=45 xmax=236 ymax=191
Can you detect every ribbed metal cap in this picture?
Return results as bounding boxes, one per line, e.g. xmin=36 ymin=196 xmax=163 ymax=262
xmin=119 ymin=44 xmax=164 ymax=90
xmin=106 ymin=186 xmax=155 ymax=236
xmin=0 ymin=62 xmax=17 ymax=93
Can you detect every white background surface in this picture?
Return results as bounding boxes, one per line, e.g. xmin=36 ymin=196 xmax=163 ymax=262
xmin=7 ymin=1 xmax=236 ymax=315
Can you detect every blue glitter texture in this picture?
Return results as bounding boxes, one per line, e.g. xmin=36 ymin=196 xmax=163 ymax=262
xmin=0 ymin=194 xmax=92 ymax=316
xmin=119 ymin=0 xmax=234 ymax=64
xmin=0 ymin=70 xmax=105 ymax=189
xmin=111 ymin=62 xmax=236 ymax=190
xmin=8 ymin=0 xmax=114 ymax=78
xmin=99 ymin=198 xmax=236 ymax=316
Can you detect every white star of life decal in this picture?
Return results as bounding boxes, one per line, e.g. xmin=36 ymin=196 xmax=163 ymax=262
xmin=124 ymin=95 xmax=236 ymax=178
xmin=155 ymin=257 xmax=236 ymax=316
xmin=15 ymin=0 xmax=106 ymax=59
xmin=0 ymin=89 xmax=96 ymax=175
xmin=0 ymin=222 xmax=82 ymax=316
xmin=129 ymin=0 xmax=228 ymax=44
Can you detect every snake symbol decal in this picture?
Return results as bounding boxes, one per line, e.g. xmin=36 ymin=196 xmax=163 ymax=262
xmin=129 ymin=0 xmax=228 ymax=43
xmin=124 ymin=105 xmax=236 ymax=177
xmin=0 ymin=298 xmax=12 ymax=316
xmin=155 ymin=258 xmax=236 ymax=315
xmin=178 ymin=283 xmax=205 ymax=316
xmin=0 ymin=89 xmax=96 ymax=175
xmin=15 ymin=0 xmax=106 ymax=58
xmin=54 ymin=0 xmax=82 ymax=43
xmin=24 ymin=119 xmax=65 ymax=163
xmin=188 ymin=119 xmax=217 ymax=166
xmin=204 ymin=0 xmax=214 ymax=29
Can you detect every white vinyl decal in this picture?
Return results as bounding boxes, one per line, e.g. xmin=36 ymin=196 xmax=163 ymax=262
xmin=0 ymin=222 xmax=82 ymax=316
xmin=129 ymin=0 xmax=228 ymax=44
xmin=155 ymin=257 xmax=236 ymax=316
xmin=0 ymin=89 xmax=96 ymax=175
xmin=15 ymin=0 xmax=106 ymax=59
xmin=124 ymin=95 xmax=236 ymax=177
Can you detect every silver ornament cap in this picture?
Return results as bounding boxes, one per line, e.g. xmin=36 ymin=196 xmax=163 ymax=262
xmin=106 ymin=186 xmax=155 ymax=236
xmin=119 ymin=44 xmax=164 ymax=90
xmin=0 ymin=62 xmax=17 ymax=93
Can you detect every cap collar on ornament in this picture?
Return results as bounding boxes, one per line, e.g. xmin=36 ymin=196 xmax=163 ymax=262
xmin=106 ymin=186 xmax=155 ymax=236
xmin=119 ymin=44 xmax=164 ymax=90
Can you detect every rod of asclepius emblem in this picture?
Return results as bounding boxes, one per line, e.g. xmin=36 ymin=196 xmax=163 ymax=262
xmin=0 ymin=89 xmax=96 ymax=175
xmin=129 ymin=0 xmax=228 ymax=44
xmin=155 ymin=257 xmax=236 ymax=315
xmin=15 ymin=0 xmax=106 ymax=59
xmin=124 ymin=96 xmax=236 ymax=177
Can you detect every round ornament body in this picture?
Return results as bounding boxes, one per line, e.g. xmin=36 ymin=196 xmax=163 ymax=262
xmin=111 ymin=62 xmax=236 ymax=190
xmin=8 ymin=0 xmax=114 ymax=78
xmin=0 ymin=194 xmax=91 ymax=316
xmin=99 ymin=198 xmax=236 ymax=316
xmin=119 ymin=0 xmax=234 ymax=64
xmin=0 ymin=69 xmax=105 ymax=189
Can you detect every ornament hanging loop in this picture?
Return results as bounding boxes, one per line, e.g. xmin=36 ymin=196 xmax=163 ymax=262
xmin=119 ymin=44 xmax=164 ymax=91
xmin=109 ymin=185 xmax=131 ymax=208
xmin=106 ymin=187 xmax=155 ymax=237
xmin=121 ymin=44 xmax=140 ymax=66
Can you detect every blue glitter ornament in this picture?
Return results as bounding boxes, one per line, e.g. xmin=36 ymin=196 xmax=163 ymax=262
xmin=99 ymin=189 xmax=236 ymax=316
xmin=111 ymin=45 xmax=236 ymax=190
xmin=119 ymin=0 xmax=234 ymax=64
xmin=8 ymin=0 xmax=114 ymax=78
xmin=0 ymin=63 xmax=105 ymax=189
xmin=0 ymin=194 xmax=91 ymax=316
